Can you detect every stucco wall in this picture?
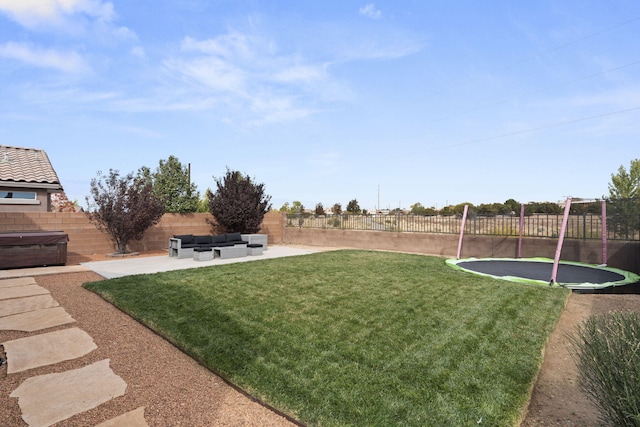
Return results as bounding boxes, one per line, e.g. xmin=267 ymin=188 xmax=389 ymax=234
xmin=0 ymin=188 xmax=50 ymax=213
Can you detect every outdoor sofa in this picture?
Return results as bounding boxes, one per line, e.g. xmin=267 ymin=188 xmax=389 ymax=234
xmin=169 ymin=233 xmax=249 ymax=258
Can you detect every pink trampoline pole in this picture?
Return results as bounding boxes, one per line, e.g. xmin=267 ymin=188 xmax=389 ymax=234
xmin=456 ymin=204 xmax=469 ymax=259
xmin=601 ymin=200 xmax=607 ymax=265
xmin=518 ymin=204 xmax=525 ymax=258
xmin=551 ymin=197 xmax=572 ymax=284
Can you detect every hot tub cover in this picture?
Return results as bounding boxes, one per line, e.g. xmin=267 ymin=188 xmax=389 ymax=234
xmin=0 ymin=231 xmax=69 ymax=246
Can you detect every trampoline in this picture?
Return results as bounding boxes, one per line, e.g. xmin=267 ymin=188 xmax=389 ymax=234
xmin=446 ymin=257 xmax=640 ymax=290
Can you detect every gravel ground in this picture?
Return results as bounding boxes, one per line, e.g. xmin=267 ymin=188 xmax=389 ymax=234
xmin=0 ymin=271 xmax=297 ymax=427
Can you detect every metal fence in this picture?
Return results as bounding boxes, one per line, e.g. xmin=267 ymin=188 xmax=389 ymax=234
xmin=286 ymin=213 xmax=640 ymax=241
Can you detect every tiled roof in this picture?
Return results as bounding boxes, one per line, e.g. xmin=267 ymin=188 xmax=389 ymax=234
xmin=0 ymin=145 xmax=63 ymax=190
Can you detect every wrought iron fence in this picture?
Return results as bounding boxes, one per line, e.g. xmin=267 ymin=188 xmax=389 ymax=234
xmin=286 ymin=213 xmax=640 ymax=241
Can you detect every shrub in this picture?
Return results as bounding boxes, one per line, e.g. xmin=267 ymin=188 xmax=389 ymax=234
xmin=206 ymin=169 xmax=272 ymax=233
xmin=86 ymin=169 xmax=164 ymax=254
xmin=569 ymin=311 xmax=640 ymax=426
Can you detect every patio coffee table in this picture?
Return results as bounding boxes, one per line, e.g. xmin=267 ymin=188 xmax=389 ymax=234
xmin=247 ymin=244 xmax=264 ymax=256
xmin=214 ymin=245 xmax=247 ymax=259
xmin=193 ymin=247 xmax=213 ymax=261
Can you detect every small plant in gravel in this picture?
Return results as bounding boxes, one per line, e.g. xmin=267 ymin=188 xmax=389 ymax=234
xmin=569 ymin=311 xmax=640 ymax=427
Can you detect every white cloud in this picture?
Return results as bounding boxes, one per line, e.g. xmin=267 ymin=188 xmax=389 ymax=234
xmin=0 ymin=42 xmax=90 ymax=73
xmin=160 ymin=23 xmax=422 ymax=125
xmin=249 ymin=93 xmax=313 ymax=125
xmin=0 ymin=0 xmax=114 ymax=28
xmin=343 ymin=37 xmax=423 ymax=61
xmin=181 ymin=33 xmax=254 ymax=60
xmin=0 ymin=0 xmax=135 ymax=41
xmin=274 ymin=64 xmax=328 ymax=83
xmin=164 ymin=56 xmax=246 ymax=93
xmin=130 ymin=46 xmax=145 ymax=58
xmin=359 ymin=3 xmax=381 ymax=20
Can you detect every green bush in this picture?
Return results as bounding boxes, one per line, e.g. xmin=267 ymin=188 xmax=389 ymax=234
xmin=569 ymin=311 xmax=640 ymax=426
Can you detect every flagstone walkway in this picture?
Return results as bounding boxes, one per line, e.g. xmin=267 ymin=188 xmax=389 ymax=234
xmin=0 ymin=275 xmax=148 ymax=427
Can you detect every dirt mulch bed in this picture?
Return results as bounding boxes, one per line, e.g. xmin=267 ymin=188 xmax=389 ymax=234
xmin=2 ymin=253 xmax=639 ymax=426
xmin=522 ymin=287 xmax=640 ymax=426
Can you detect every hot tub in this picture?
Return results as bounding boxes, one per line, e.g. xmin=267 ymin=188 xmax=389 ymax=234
xmin=0 ymin=231 xmax=69 ymax=269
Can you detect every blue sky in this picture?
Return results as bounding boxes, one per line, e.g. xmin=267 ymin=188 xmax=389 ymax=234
xmin=1 ymin=1 xmax=639 ymax=211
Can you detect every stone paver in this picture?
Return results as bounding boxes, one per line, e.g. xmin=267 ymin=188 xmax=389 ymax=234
xmin=0 ymin=277 xmax=36 ymax=288
xmin=0 ymin=284 xmax=50 ymax=301
xmin=0 ymin=294 xmax=59 ymax=318
xmin=0 ymin=306 xmax=74 ymax=332
xmin=10 ymin=359 xmax=127 ymax=427
xmin=3 ymin=327 xmax=97 ymax=374
xmin=95 ymin=407 xmax=149 ymax=427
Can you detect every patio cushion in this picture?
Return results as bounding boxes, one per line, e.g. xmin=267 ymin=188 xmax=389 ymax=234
xmin=212 ymin=234 xmax=227 ymax=244
xmin=226 ymin=233 xmax=242 ymax=242
xmin=174 ymin=234 xmax=194 ymax=245
xmin=194 ymin=235 xmax=211 ymax=244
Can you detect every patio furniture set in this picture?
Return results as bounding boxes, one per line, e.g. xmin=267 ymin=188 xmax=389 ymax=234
xmin=169 ymin=233 xmax=267 ymax=261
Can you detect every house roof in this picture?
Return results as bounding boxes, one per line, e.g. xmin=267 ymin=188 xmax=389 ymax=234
xmin=0 ymin=145 xmax=63 ymax=191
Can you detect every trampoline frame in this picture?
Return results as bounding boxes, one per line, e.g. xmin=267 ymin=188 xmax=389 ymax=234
xmin=446 ymin=257 xmax=640 ymax=290
xmin=451 ymin=197 xmax=639 ymax=289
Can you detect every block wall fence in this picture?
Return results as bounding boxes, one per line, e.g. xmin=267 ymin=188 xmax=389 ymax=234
xmin=283 ymin=225 xmax=640 ymax=274
xmin=0 ymin=212 xmax=285 ymax=264
xmin=1 ymin=211 xmax=638 ymax=273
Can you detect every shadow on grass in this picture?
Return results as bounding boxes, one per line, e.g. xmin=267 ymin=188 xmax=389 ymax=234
xmin=83 ymin=275 xmax=257 ymax=380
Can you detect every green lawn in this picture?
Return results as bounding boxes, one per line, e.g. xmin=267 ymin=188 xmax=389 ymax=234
xmin=84 ymin=250 xmax=569 ymax=426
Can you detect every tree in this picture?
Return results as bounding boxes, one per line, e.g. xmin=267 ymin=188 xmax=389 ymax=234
xmin=525 ymin=201 xmax=562 ymax=215
xmin=315 ymin=202 xmax=326 ymax=216
xmin=85 ymin=169 xmax=164 ymax=254
xmin=50 ymin=192 xmax=77 ymax=212
xmin=476 ymin=203 xmax=499 ymax=215
xmin=206 ymin=169 xmax=272 ymax=233
xmin=608 ymin=159 xmax=640 ymax=237
xmin=608 ymin=159 xmax=640 ymax=199
xmin=291 ymin=201 xmax=304 ymax=214
xmin=279 ymin=202 xmax=290 ymax=212
xmin=410 ymin=202 xmax=427 ymax=215
xmin=332 ymin=203 xmax=342 ymax=215
xmin=196 ymin=190 xmax=210 ymax=213
xmin=279 ymin=201 xmax=304 ymax=214
xmin=346 ymin=199 xmax=361 ymax=214
xmin=150 ymin=156 xmax=200 ymax=213
xmin=504 ymin=199 xmax=521 ymax=215
xmin=440 ymin=205 xmax=453 ymax=215
xmin=452 ymin=202 xmax=474 ymax=216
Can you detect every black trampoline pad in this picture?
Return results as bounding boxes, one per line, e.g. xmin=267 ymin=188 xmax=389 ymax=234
xmin=457 ymin=260 xmax=625 ymax=284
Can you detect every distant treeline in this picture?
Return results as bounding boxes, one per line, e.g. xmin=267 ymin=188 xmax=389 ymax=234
xmin=410 ymin=199 xmax=605 ymax=216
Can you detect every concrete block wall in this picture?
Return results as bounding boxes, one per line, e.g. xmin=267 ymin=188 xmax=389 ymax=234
xmin=282 ymin=227 xmax=640 ymax=274
xmin=0 ymin=211 xmax=285 ymax=263
xmin=1 ymin=210 xmax=637 ymax=274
